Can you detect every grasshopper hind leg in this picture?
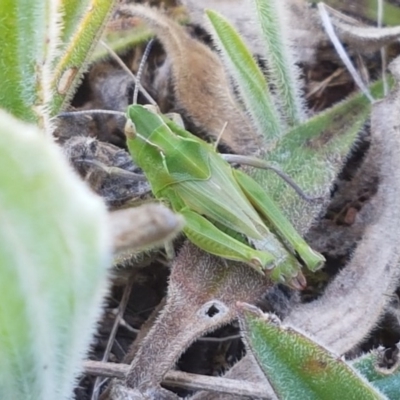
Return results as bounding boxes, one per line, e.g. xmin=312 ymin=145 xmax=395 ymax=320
xmin=181 ymin=210 xmax=308 ymax=289
xmin=183 ymin=209 xmax=307 ymax=289
xmin=180 ymin=209 xmax=275 ymax=274
xmin=233 ymin=169 xmax=325 ymax=272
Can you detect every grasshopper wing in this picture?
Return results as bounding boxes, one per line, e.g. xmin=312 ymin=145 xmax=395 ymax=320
xmin=171 ymin=152 xmax=269 ymax=240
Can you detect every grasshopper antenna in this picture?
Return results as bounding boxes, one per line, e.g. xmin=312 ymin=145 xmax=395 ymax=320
xmin=56 ymin=109 xmax=126 ymax=119
xmin=222 ymin=154 xmax=322 ymax=202
xmin=133 ymin=39 xmax=155 ymax=105
xmin=100 ymin=40 xmax=157 ymax=106
xmin=57 ymin=41 xmax=157 ymax=120
xmin=214 ymin=121 xmax=229 ymax=150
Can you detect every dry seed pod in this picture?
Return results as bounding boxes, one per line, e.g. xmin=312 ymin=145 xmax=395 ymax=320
xmin=110 ymin=204 xmax=184 ymax=255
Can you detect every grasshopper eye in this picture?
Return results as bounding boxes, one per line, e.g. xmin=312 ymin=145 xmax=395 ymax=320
xmin=124 ymin=119 xmax=137 ymax=139
xmin=165 ymin=112 xmax=185 ymax=129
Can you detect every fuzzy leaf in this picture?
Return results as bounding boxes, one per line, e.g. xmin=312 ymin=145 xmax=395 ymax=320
xmin=238 ymin=304 xmax=386 ymax=400
xmin=254 ymin=79 xmax=389 ymax=233
xmin=254 ymin=0 xmax=306 ymax=125
xmin=0 ymin=0 xmax=58 ymax=123
xmin=352 ymin=347 xmax=400 ymax=399
xmin=0 ymin=110 xmax=111 ymax=399
xmin=59 ymin=0 xmax=91 ymax=46
xmin=206 ymin=9 xmax=283 ymax=144
xmin=50 ymin=0 xmax=118 ymax=116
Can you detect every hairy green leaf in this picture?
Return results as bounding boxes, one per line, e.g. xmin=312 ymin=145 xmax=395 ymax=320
xmin=238 ymin=304 xmax=386 ymax=400
xmin=254 ymin=0 xmax=306 ymax=125
xmin=0 ymin=110 xmax=111 ymax=399
xmin=0 ymin=0 xmax=58 ymax=123
xmin=352 ymin=350 xmax=400 ymax=400
xmin=254 ymin=79 xmax=389 ymax=233
xmin=50 ymin=0 xmax=118 ymax=116
xmin=59 ymin=0 xmax=91 ymax=46
xmin=206 ymin=9 xmax=283 ymax=143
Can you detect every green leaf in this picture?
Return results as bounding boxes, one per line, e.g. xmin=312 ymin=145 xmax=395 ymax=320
xmin=206 ymin=9 xmax=283 ymax=143
xmin=254 ymin=0 xmax=306 ymax=125
xmin=352 ymin=350 xmax=400 ymax=400
xmin=0 ymin=0 xmax=58 ymax=123
xmin=50 ymin=0 xmax=118 ymax=116
xmin=238 ymin=303 xmax=386 ymax=400
xmin=59 ymin=0 xmax=91 ymax=46
xmin=252 ymin=79 xmax=389 ymax=233
xmin=0 ymin=0 xmax=118 ymax=130
xmin=0 ymin=110 xmax=111 ymax=399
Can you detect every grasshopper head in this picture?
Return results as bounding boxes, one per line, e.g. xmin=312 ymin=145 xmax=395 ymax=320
xmin=126 ymin=104 xmax=163 ymax=140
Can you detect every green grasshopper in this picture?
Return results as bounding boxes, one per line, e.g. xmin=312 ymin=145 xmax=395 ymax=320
xmin=124 ymin=104 xmax=325 ymax=288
